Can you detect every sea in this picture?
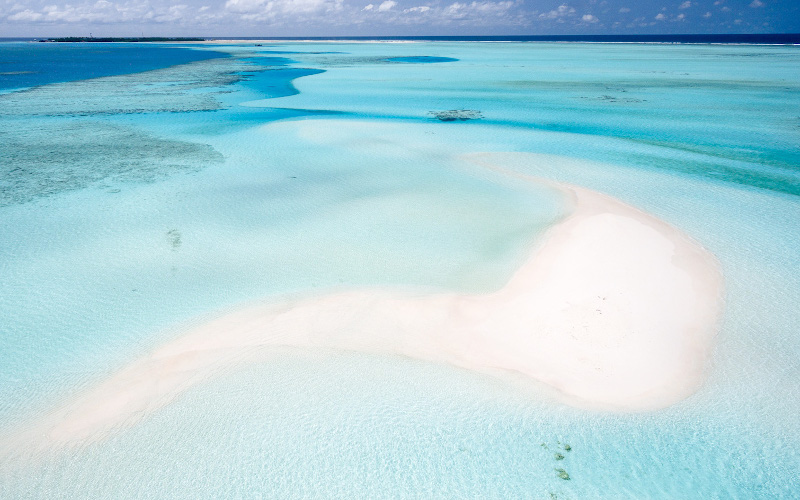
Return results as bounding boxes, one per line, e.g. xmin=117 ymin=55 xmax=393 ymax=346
xmin=0 ymin=38 xmax=799 ymax=498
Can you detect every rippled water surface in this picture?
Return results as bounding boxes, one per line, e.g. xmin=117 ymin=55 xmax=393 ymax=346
xmin=1 ymin=41 xmax=799 ymax=498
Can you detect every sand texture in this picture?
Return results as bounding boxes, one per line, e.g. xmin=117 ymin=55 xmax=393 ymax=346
xmin=2 ymin=153 xmax=724 ymax=456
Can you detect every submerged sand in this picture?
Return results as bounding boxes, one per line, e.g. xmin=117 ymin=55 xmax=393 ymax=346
xmin=3 ymin=152 xmax=723 ymax=454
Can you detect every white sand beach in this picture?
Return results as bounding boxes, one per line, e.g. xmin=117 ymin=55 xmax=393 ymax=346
xmin=4 ymin=152 xmax=723 ymax=454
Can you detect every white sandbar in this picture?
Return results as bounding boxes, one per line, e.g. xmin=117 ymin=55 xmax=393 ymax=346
xmin=4 ymin=152 xmax=723 ymax=453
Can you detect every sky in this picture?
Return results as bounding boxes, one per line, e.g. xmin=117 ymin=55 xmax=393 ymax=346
xmin=0 ymin=0 xmax=798 ymax=37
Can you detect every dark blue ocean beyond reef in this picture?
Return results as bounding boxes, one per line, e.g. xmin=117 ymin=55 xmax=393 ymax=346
xmin=3 ymin=34 xmax=798 ymax=45
xmin=212 ymin=34 xmax=800 ymax=44
xmin=0 ymin=43 xmax=226 ymax=91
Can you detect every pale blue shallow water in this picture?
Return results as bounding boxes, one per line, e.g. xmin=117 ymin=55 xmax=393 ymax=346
xmin=1 ymin=41 xmax=799 ymax=498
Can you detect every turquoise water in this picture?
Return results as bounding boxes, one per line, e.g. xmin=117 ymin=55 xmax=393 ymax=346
xmin=1 ymin=41 xmax=799 ymax=498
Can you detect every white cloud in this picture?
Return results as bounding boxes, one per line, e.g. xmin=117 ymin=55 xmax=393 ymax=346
xmin=225 ymin=0 xmax=344 ymax=20
xmin=581 ymin=13 xmax=598 ymax=22
xmin=224 ymin=0 xmax=266 ymax=14
xmin=676 ymin=12 xmax=685 ymax=20
xmin=749 ymin=0 xmax=763 ymax=7
xmin=356 ymin=0 xmax=519 ymax=25
xmin=618 ymin=7 xmax=630 ymax=13
xmin=655 ymin=12 xmax=665 ymax=20
xmin=703 ymin=11 xmax=711 ymax=17
xmin=7 ymin=8 xmax=42 ymax=21
xmin=8 ymin=1 xmax=155 ymax=24
xmin=440 ymin=1 xmax=516 ymax=20
xmin=539 ymin=3 xmax=575 ymax=19
xmin=353 ymin=0 xmax=522 ymax=26
xmin=679 ymin=1 xmax=691 ymax=9
xmin=153 ymin=4 xmax=188 ymax=22
xmin=0 ymin=0 xmax=562 ymax=31
xmin=287 ymin=0 xmax=342 ymax=15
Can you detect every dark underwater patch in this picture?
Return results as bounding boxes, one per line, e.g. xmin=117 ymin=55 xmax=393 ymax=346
xmin=0 ymin=57 xmax=264 ymax=117
xmin=429 ymin=109 xmax=483 ymax=121
xmin=0 ymin=43 xmax=227 ymax=92
xmin=0 ymin=121 xmax=224 ymax=206
xmin=385 ymin=56 xmax=458 ymax=64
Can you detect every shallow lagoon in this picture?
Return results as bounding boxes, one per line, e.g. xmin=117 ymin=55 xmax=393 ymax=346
xmin=0 ymin=41 xmax=799 ymax=498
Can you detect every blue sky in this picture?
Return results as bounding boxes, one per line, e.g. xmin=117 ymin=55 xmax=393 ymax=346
xmin=1 ymin=0 xmax=798 ymax=37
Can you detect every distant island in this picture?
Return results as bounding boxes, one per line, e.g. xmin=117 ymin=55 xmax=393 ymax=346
xmin=41 ymin=37 xmax=206 ymax=43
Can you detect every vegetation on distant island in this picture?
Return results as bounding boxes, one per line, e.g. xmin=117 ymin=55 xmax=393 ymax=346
xmin=42 ymin=37 xmax=205 ymax=43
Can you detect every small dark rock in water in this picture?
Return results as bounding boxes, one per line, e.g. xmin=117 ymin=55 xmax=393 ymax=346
xmin=429 ymin=109 xmax=483 ymax=122
xmin=167 ymin=229 xmax=182 ymax=250
xmin=386 ymin=56 xmax=458 ymax=64
xmin=555 ymin=468 xmax=570 ymax=480
xmin=554 ymin=452 xmax=565 ymax=460
xmin=563 ymin=444 xmax=572 ymax=451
